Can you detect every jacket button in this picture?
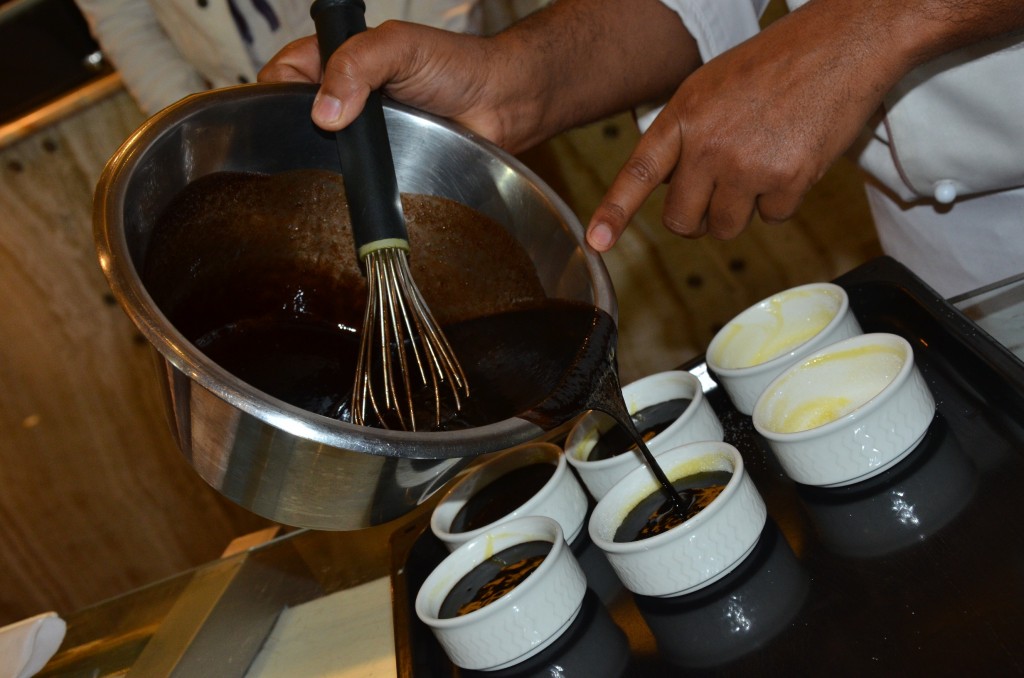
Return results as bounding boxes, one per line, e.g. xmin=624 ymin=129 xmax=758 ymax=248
xmin=933 ymin=180 xmax=957 ymax=204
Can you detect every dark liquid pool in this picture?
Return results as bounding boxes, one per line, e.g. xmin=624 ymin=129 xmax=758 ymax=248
xmin=449 ymin=462 xmax=556 ymax=533
xmin=148 ymin=169 xmax=689 ymax=512
xmin=613 ymin=470 xmax=732 ymax=542
xmin=187 ymin=292 xmax=691 ymax=515
xmin=587 ymin=398 xmax=693 ymax=462
xmin=438 ymin=540 xmax=552 ymax=618
xmin=186 ymin=298 xmax=618 ymax=430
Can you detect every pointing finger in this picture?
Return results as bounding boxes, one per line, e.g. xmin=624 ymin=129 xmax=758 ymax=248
xmin=588 ymin=125 xmax=680 ymax=251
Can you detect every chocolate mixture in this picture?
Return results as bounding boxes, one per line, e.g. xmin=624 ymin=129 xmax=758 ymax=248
xmin=144 ymin=169 xmax=548 ymax=339
xmin=613 ymin=470 xmax=732 ymax=542
xmin=145 ymin=169 xmax=689 ymax=512
xmin=448 ymin=462 xmax=556 ymax=533
xmin=142 ymin=170 xmax=601 ymax=429
xmin=438 ymin=540 xmax=552 ymax=618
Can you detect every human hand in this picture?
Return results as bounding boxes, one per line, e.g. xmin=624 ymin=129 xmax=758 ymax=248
xmin=259 ymin=0 xmax=701 ymax=157
xmin=258 ymin=22 xmax=520 ymax=149
xmin=586 ymin=3 xmax=898 ymax=251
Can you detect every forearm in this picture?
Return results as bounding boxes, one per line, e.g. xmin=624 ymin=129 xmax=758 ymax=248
xmin=586 ymin=0 xmax=1024 ymax=252
xmin=791 ymin=0 xmax=1024 ymax=94
xmin=489 ymin=0 xmax=701 ymax=150
xmin=893 ymin=0 xmax=1024 ymax=60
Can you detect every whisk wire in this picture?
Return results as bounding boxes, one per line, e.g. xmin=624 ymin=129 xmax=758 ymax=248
xmin=352 ymin=248 xmax=468 ymax=431
xmin=360 ymin=250 xmax=405 ymax=430
xmin=382 ymin=250 xmax=417 ymax=429
xmin=402 ymin=271 xmax=468 ymax=409
xmin=392 ymin=255 xmax=453 ymax=425
xmin=352 ymin=256 xmax=382 ymax=427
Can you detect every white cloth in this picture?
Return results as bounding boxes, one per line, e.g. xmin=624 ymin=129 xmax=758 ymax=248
xmin=866 ymin=182 xmax=1024 ymax=296
xmin=655 ymin=0 xmax=1024 ymax=298
xmin=0 ymin=612 xmax=66 ymax=678
xmin=74 ymin=0 xmax=480 ymax=115
xmin=664 ymin=0 xmax=768 ymax=63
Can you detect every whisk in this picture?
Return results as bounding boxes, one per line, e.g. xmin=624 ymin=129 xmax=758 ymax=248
xmin=311 ymin=0 xmax=469 ymax=431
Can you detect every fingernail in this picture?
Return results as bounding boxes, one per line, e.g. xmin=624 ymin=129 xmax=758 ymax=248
xmin=588 ymin=222 xmax=614 ymax=250
xmin=312 ymin=92 xmax=343 ymax=125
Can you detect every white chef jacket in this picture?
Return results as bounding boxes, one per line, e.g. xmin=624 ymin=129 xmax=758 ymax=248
xmin=75 ymin=0 xmax=480 ymax=117
xmin=654 ymin=0 xmax=1024 ymax=298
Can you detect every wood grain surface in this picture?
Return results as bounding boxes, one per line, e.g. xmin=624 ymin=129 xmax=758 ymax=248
xmin=0 ymin=89 xmax=270 ymax=627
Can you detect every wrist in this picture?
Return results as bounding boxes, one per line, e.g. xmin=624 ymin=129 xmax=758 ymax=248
xmin=800 ymin=0 xmax=1024 ymax=84
xmin=485 ymin=22 xmax=584 ymax=153
xmin=487 ymin=0 xmax=701 ymax=153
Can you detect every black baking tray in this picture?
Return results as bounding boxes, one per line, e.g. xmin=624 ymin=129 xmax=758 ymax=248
xmin=392 ymin=256 xmax=1024 ymax=676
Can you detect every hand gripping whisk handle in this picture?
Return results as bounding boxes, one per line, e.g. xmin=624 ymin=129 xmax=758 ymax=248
xmin=311 ymin=0 xmax=409 ymax=258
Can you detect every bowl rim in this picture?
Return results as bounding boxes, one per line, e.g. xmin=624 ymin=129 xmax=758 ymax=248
xmin=93 ymin=82 xmax=617 ymax=459
xmin=750 ymin=332 xmax=916 ymax=441
xmin=706 ymin=282 xmax=850 ymax=377
xmin=415 ymin=515 xmax=567 ymax=627
xmin=588 ymin=441 xmax=745 ymax=553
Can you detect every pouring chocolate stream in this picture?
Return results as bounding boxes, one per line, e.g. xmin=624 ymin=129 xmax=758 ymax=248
xmin=518 ymin=305 xmax=689 ymax=514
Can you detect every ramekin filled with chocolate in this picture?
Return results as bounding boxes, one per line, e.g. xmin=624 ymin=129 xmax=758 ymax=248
xmin=430 ymin=442 xmax=588 ymax=551
xmin=588 ymin=441 xmax=767 ymax=597
xmin=564 ymin=370 xmax=723 ymax=501
xmin=414 ymin=515 xmax=587 ymax=671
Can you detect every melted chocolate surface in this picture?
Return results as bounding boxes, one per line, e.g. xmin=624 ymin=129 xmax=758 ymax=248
xmin=438 ymin=540 xmax=551 ymax=618
xmin=449 ymin=463 xmax=556 ymax=533
xmin=613 ymin=470 xmax=732 ymax=542
xmin=146 ymin=170 xmax=686 ymax=506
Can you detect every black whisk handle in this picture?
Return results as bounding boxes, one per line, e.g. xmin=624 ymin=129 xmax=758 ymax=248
xmin=311 ymin=0 xmax=409 ymax=255
xmin=311 ymin=0 xmax=365 ymax=58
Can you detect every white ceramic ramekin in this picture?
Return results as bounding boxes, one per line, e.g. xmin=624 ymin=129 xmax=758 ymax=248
xmin=588 ymin=441 xmax=767 ymax=598
xmin=415 ymin=516 xmax=587 ymax=671
xmin=752 ymin=332 xmax=936 ymax=487
xmin=706 ymin=282 xmax=862 ymax=415
xmin=431 ymin=442 xmax=588 ymax=551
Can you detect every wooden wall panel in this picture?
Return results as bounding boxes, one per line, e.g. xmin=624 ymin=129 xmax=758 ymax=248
xmin=0 ymin=89 xmax=269 ymax=627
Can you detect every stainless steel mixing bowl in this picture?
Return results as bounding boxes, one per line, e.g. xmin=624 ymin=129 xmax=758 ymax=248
xmin=94 ymin=83 xmax=616 ymax=530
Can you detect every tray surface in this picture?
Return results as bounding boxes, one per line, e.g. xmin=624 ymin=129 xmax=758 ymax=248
xmin=395 ymin=257 xmax=1024 ymax=676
